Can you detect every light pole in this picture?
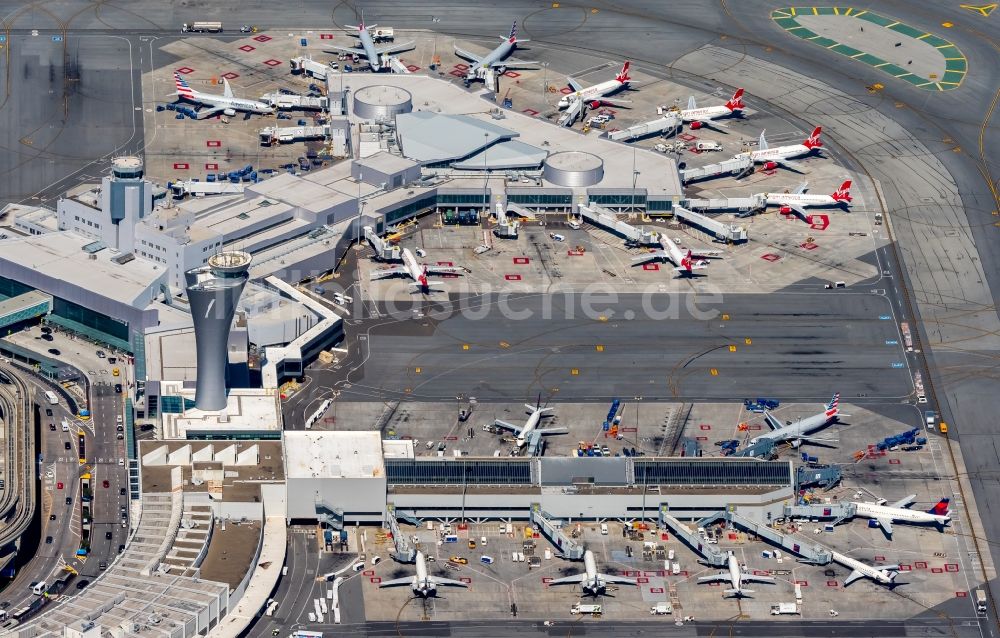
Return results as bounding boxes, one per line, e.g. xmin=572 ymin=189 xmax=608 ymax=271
xmin=484 ymin=132 xmax=490 ymax=218
xmin=541 ymin=62 xmax=549 ymax=105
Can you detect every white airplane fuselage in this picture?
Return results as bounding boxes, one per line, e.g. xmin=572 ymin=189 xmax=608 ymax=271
xmin=750 ymin=411 xmax=833 ymax=446
xmin=749 ymin=144 xmax=810 ymax=164
xmin=558 ymin=78 xmax=626 ymax=108
xmin=680 ymin=105 xmax=730 ymax=122
xmin=832 ymin=551 xmax=897 ymax=585
xmin=581 ymin=550 xmax=601 ymax=592
xmin=182 ymin=89 xmax=274 ymax=116
xmin=764 ymin=192 xmax=841 ymax=208
xmin=413 ymin=551 xmax=434 ymax=596
xmin=472 ymin=39 xmax=516 ymax=76
xmin=725 ymin=554 xmax=744 ymax=592
xmin=358 ymin=27 xmax=383 ymax=71
xmin=401 ymin=248 xmax=423 ymax=281
xmin=516 ymin=408 xmax=546 ymax=447
xmin=853 ymin=502 xmax=949 ymax=527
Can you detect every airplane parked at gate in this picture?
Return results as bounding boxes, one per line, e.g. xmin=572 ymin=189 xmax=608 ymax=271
xmin=327 ymin=16 xmax=414 ymax=72
xmin=851 ymin=495 xmax=951 ymax=536
xmin=494 ymin=397 xmax=566 ymax=448
xmin=679 ymin=88 xmax=745 ymax=129
xmin=697 ymin=552 xmax=775 ymax=598
xmin=832 ymin=551 xmax=900 ymax=587
xmin=558 ymin=61 xmax=635 ymax=109
xmin=748 ymin=393 xmax=842 ymax=448
xmin=378 ymin=551 xmax=468 ymax=597
xmin=454 ymin=21 xmax=539 ymax=84
xmin=759 ymin=180 xmax=852 ymax=221
xmin=741 ymin=127 xmax=824 ymax=172
xmin=548 ymin=550 xmax=637 ymax=596
xmin=173 ymin=72 xmax=275 ymax=119
xmin=369 ymin=247 xmax=465 ymax=293
xmin=631 ymin=232 xmax=722 ymax=277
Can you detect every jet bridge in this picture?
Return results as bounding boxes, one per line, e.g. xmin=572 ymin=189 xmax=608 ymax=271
xmin=680 ymin=154 xmax=754 ymax=184
xmin=259 ymin=124 xmax=332 ymax=145
xmin=730 ymin=438 xmax=775 ymax=458
xmin=684 ymin=194 xmax=764 ymax=217
xmin=558 ymin=99 xmax=585 ymax=127
xmin=577 ymin=204 xmax=657 ymax=245
xmin=364 ymin=225 xmax=401 ymax=261
xmin=697 ymin=510 xmax=832 ymax=565
xmin=388 ymin=56 xmax=412 ymax=75
xmin=672 ymin=206 xmax=748 ymax=243
xmin=529 ymin=503 xmax=585 ymax=560
xmin=261 ymin=92 xmax=329 ymax=111
xmin=658 ymin=507 xmax=728 ymax=567
xmin=783 ymin=502 xmax=855 ymax=526
xmin=385 ymin=504 xmax=417 ymax=563
xmin=607 ymin=112 xmax=682 ymax=142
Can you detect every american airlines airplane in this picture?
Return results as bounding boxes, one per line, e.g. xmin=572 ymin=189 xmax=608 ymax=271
xmin=557 ymin=61 xmax=635 ymax=109
xmin=831 ymin=551 xmax=900 ymax=587
xmin=740 ymin=127 xmax=824 ymax=172
xmin=454 ymin=21 xmax=539 ymax=83
xmin=369 ymin=247 xmax=466 ymax=293
xmin=494 ymin=399 xmax=567 ymax=448
xmin=761 ymin=180 xmax=852 ymax=221
xmin=631 ymin=232 xmax=722 ymax=277
xmin=680 ymin=88 xmax=745 ymax=129
xmin=547 ymin=550 xmax=637 ymax=596
xmin=852 ymin=495 xmax=951 ymax=535
xmin=173 ymin=73 xmax=275 ymax=119
xmin=327 ymin=18 xmax=414 ymax=72
xmin=748 ymin=393 xmax=842 ymax=448
xmin=378 ymin=551 xmax=468 ymax=597
xmin=697 ymin=552 xmax=775 ymax=598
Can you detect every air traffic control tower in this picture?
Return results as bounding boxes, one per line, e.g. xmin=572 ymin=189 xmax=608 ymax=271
xmin=185 ymin=251 xmax=252 ymax=411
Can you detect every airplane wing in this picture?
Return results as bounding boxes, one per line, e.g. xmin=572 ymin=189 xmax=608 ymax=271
xmin=875 ymin=518 xmax=894 ymax=535
xmin=742 ymin=573 xmax=776 ymax=584
xmin=196 ymin=107 xmax=226 ymax=120
xmin=492 ymin=57 xmax=539 ymax=70
xmin=762 ymin=411 xmax=783 ymax=431
xmin=378 ymin=577 xmax=415 ymax=588
xmin=889 ymin=494 xmax=917 ymax=509
xmin=632 ymin=250 xmax=669 ymax=265
xmin=535 ymin=427 xmax=569 ymax=435
xmin=424 ymin=264 xmax=466 ymax=276
xmin=370 ymin=266 xmax=408 ymax=281
xmin=773 ymin=158 xmax=803 ymax=172
xmin=598 ymin=97 xmax=633 ymax=107
xmin=782 ymin=203 xmax=810 ymax=221
xmin=326 ymin=44 xmax=365 ymax=56
xmin=431 ymin=576 xmax=469 ymax=588
xmin=548 ymin=573 xmax=588 ymax=586
xmin=697 ymin=573 xmax=730 ymax=584
xmin=566 ymin=76 xmax=584 ymax=92
xmin=844 ymin=570 xmax=865 ymax=586
xmin=792 ymin=181 xmax=809 ymax=195
xmin=494 ymin=419 xmax=523 ymax=436
xmin=376 ymin=41 xmax=415 ymax=55
xmin=599 ymin=573 xmax=637 ymax=586
xmin=453 ymin=46 xmax=483 ymax=63
xmin=408 ymin=279 xmax=444 ymax=289
xmin=689 ymin=248 xmax=723 ymax=258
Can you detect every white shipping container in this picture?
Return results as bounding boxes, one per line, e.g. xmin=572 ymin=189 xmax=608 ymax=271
xmin=671 ymin=562 xmax=680 ymax=575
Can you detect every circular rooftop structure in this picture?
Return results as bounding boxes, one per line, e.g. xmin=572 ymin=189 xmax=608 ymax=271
xmin=542 ymin=151 xmax=604 ymax=187
xmin=111 ymin=155 xmax=144 ymax=179
xmin=208 ymin=251 xmax=252 ymax=277
xmin=353 ymin=85 xmax=413 ymax=121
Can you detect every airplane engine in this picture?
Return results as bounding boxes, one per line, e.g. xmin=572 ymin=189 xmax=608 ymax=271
xmin=223 ymin=107 xmax=236 ymax=117
xmin=497 ymin=65 xmax=507 ymax=75
xmin=590 ymin=100 xmax=602 ymax=109
xmin=763 ymin=161 xmax=778 ymax=170
xmin=779 ymin=205 xmax=792 ymax=214
xmin=690 ymin=121 xmax=703 ymax=129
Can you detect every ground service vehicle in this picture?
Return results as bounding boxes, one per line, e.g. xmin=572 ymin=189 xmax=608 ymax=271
xmin=182 ymin=22 xmax=222 ymax=33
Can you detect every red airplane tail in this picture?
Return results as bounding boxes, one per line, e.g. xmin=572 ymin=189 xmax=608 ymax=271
xmin=725 ymin=88 xmax=745 ymax=111
xmin=174 ymin=72 xmax=195 ymax=98
xmin=803 ymin=126 xmax=823 ymax=149
xmin=927 ymin=498 xmax=950 ymax=516
xmin=831 ymin=180 xmax=852 ymax=203
xmin=615 ymin=61 xmax=631 ymax=83
xmin=681 ymin=250 xmax=693 ymax=272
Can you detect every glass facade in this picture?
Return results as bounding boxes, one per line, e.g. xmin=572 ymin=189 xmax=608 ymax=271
xmin=647 ymin=199 xmax=675 ymax=211
xmin=159 ymin=395 xmax=195 ymax=414
xmin=387 ymin=459 xmax=532 ymax=485
xmin=633 ymin=460 xmax=791 ymax=486
xmin=507 ymin=193 xmax=572 ymax=206
xmin=436 ymin=193 xmax=489 ymax=205
xmin=0 ymin=276 xmax=32 ymax=301
xmin=589 ymin=193 xmax=647 ymax=207
xmin=384 ymin=195 xmax=437 ymax=225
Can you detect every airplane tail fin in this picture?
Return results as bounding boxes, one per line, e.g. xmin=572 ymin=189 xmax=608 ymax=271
xmin=222 ymin=77 xmax=234 ymax=99
xmin=758 ymin=129 xmax=768 ymax=151
xmin=615 ymin=61 xmax=631 ymax=83
xmin=927 ymin=498 xmax=950 ymax=517
xmin=804 ymin=126 xmax=823 ymax=149
xmin=725 ymin=588 xmax=752 ymax=597
xmin=824 ymin=392 xmax=840 ymax=418
xmin=725 ymin=88 xmax=745 ymax=111
xmin=687 ymin=95 xmax=697 ymax=110
xmin=174 ymin=72 xmax=195 ymax=99
xmin=831 ymin=180 xmax=852 ymax=203
xmin=507 ymin=20 xmax=518 ymax=43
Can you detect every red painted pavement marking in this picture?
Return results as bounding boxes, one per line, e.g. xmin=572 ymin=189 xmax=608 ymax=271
xmin=407 ymin=64 xmax=421 ymax=72
xmin=696 ymin=436 xmax=708 ymax=441
xmin=449 ymin=69 xmax=466 ymax=78
xmin=945 ymin=564 xmax=959 ymax=572
xmin=263 ymin=59 xmax=282 ymax=67
xmin=320 ymin=34 xmax=334 ymax=40
xmin=370 ymin=577 xmax=381 ymax=583
xmin=956 ymin=591 xmax=968 ymax=597
xmin=437 ymin=261 xmax=453 ymax=266
xmin=795 ymin=580 xmax=808 ymax=586
xmin=621 ymin=427 xmax=637 ymax=432
xmin=175 ymin=67 xmax=194 ymax=75
xmin=624 ymin=571 xmax=639 ymax=577
xmin=801 ymin=241 xmax=818 ymax=250
xmin=748 ymin=424 xmax=762 ymax=431
xmin=505 ymin=274 xmax=522 ymax=281
xmin=445 ymin=436 xmax=458 ymax=441
xmin=221 ymin=72 xmax=239 ymax=80
xmin=504 ymin=71 xmax=521 ymax=78
xmin=460 ymin=577 xmax=471 ymax=583
xmin=914 ymin=561 xmax=927 ymax=569
xmin=899 ymin=564 xmax=912 ymax=571
xmin=238 ymin=45 xmax=255 ymax=52
xmin=173 ymin=163 xmax=189 ymax=170
xmin=809 ymin=214 xmax=830 ymax=230
xmin=521 ymin=108 xmax=539 ymax=116
xmin=931 ymin=567 xmax=944 ymax=573
xmin=453 ymin=63 xmax=469 ymax=70
xmin=889 ymin=458 xmax=901 ymax=465
xmin=708 ymin=581 xmax=720 ymax=587
xmin=678 ymin=133 xmax=697 ymax=142
xmin=649 ymin=587 xmax=664 ymax=594
xmin=253 ymin=34 xmax=272 ymax=42
xmin=205 ymin=163 xmax=218 ymax=170
xmin=513 ymin=257 xmax=530 ymax=264
xmin=206 ymin=140 xmax=222 ymax=148
xmin=567 ymin=250 xmax=584 ymax=256
xmin=874 ymin=555 xmax=885 ymax=562
xmin=761 ymin=253 xmax=781 ymax=262
xmin=363 ymin=570 xmax=374 ymax=576
xmin=542 ymin=577 xmax=553 ymax=583
xmin=699 ymin=424 xmax=711 ymax=430
xmin=642 ymin=263 xmax=660 ymax=271
xmin=827 ymin=580 xmax=839 ymax=587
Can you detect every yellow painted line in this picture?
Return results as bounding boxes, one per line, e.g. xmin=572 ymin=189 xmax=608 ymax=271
xmin=462 ymin=344 xmax=469 ymax=350
xmin=886 ymin=21 xmax=900 ymax=27
xmin=874 ymin=62 xmax=891 ymax=68
xmin=851 ymin=52 xmax=865 ymax=58
xmin=595 ymin=345 xmax=604 ymax=352
xmin=854 ymin=10 xmax=868 ymax=17
xmin=414 ymin=367 xmax=422 ymax=374
xmin=571 ymin=368 xmax=579 ymax=376
xmin=844 ymin=7 xmax=853 ymax=15
xmin=918 ymin=32 xmax=933 ymax=39
xmin=936 ymin=43 xmax=956 ymax=49
xmin=812 ymin=7 xmax=818 ymax=15
xmin=728 ymin=345 xmax=737 ymax=352
xmin=745 ymin=338 xmax=752 ymax=345
xmin=721 ymin=314 xmax=730 ymax=320
xmin=940 ymin=81 xmax=961 ymax=86
xmin=710 ymin=368 xmax=719 ymax=376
